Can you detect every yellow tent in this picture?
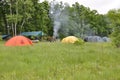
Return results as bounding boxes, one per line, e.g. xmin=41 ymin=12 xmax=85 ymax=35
xmin=61 ymin=36 xmax=79 ymax=43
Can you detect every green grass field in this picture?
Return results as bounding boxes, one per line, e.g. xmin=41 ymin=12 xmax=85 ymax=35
xmin=0 ymin=41 xmax=120 ymax=80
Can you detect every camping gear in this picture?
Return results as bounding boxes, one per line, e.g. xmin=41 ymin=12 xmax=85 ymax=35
xmin=21 ymin=31 xmax=45 ymax=40
xmin=84 ymin=36 xmax=111 ymax=42
xmin=5 ymin=36 xmax=33 ymax=46
xmin=61 ymin=36 xmax=79 ymax=43
xmin=2 ymin=34 xmax=11 ymax=40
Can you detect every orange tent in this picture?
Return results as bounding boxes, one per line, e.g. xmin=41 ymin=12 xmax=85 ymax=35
xmin=5 ymin=36 xmax=33 ymax=46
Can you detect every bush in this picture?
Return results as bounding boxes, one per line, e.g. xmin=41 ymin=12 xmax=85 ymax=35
xmin=111 ymin=26 xmax=120 ymax=47
xmin=74 ymin=38 xmax=84 ymax=45
xmin=111 ymin=34 xmax=120 ymax=47
xmin=0 ymin=35 xmax=2 ymax=41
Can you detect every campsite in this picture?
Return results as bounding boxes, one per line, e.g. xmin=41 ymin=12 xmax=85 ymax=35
xmin=0 ymin=0 xmax=120 ymax=80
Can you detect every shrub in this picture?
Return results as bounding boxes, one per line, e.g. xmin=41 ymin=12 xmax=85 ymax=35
xmin=0 ymin=35 xmax=2 ymax=41
xmin=111 ymin=26 xmax=120 ymax=47
xmin=74 ymin=38 xmax=84 ymax=45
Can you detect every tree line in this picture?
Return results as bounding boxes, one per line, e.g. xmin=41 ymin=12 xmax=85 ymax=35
xmin=0 ymin=0 xmax=53 ymax=36
xmin=0 ymin=0 xmax=120 ymax=47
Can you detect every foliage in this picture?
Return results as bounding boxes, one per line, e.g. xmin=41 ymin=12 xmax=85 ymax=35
xmin=0 ymin=0 xmax=8 ymax=34
xmin=24 ymin=0 xmax=53 ymax=36
xmin=0 ymin=0 xmax=52 ymax=36
xmin=56 ymin=2 xmax=111 ymax=38
xmin=107 ymin=9 xmax=120 ymax=47
xmin=0 ymin=0 xmax=35 ymax=36
xmin=74 ymin=38 xmax=84 ymax=45
xmin=111 ymin=26 xmax=120 ymax=47
xmin=0 ymin=0 xmax=119 ymax=39
xmin=0 ymin=35 xmax=2 ymax=41
xmin=0 ymin=32 xmax=2 ymax=41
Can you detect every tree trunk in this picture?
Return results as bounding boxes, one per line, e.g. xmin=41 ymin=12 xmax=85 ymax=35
xmin=14 ymin=1 xmax=18 ymax=36
xmin=10 ymin=1 xmax=15 ymax=36
xmin=11 ymin=23 xmax=14 ymax=36
xmin=20 ymin=19 xmax=25 ymax=34
xmin=14 ymin=23 xmax=17 ymax=36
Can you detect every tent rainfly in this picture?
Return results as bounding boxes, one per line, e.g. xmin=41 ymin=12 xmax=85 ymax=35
xmin=61 ymin=36 xmax=79 ymax=43
xmin=21 ymin=31 xmax=45 ymax=37
xmin=5 ymin=36 xmax=33 ymax=46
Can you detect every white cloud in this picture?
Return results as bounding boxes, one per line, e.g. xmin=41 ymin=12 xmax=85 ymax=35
xmin=39 ymin=0 xmax=120 ymax=14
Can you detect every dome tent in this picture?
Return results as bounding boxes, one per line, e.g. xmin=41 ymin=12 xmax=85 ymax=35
xmin=5 ymin=36 xmax=33 ymax=46
xmin=61 ymin=36 xmax=79 ymax=43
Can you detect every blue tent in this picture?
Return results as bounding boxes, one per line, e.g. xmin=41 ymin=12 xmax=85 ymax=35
xmin=21 ymin=31 xmax=45 ymax=40
xmin=21 ymin=31 xmax=45 ymax=37
xmin=2 ymin=34 xmax=11 ymax=40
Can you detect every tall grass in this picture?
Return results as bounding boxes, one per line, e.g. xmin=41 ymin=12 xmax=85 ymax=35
xmin=0 ymin=42 xmax=120 ymax=80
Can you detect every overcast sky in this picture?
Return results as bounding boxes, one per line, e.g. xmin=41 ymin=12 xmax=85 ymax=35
xmin=40 ymin=0 xmax=120 ymax=14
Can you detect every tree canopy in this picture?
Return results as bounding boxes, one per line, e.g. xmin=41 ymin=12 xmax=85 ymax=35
xmin=0 ymin=0 xmax=120 ymax=47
